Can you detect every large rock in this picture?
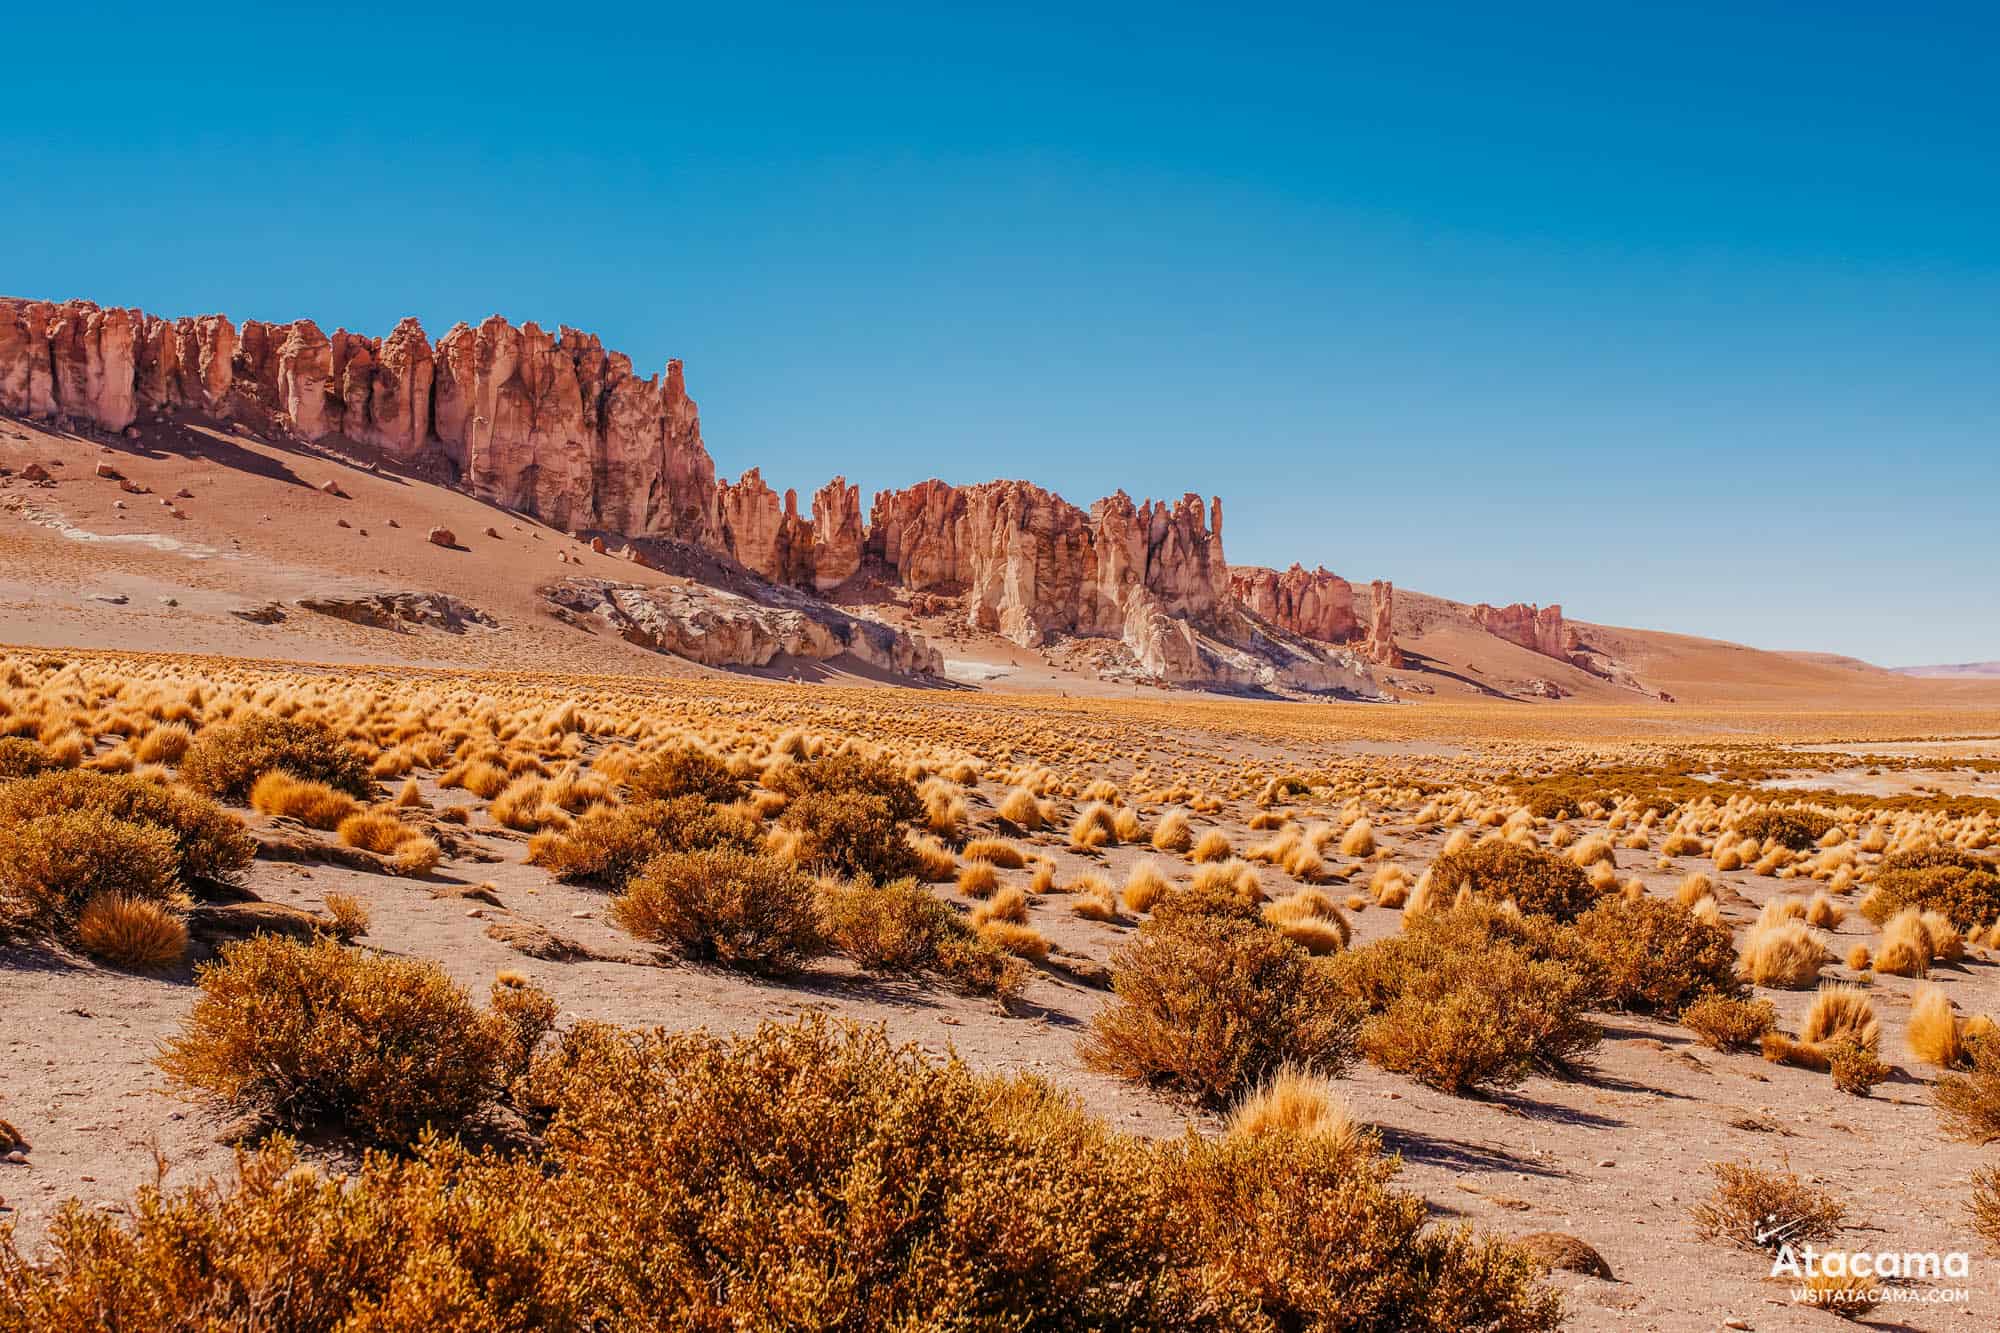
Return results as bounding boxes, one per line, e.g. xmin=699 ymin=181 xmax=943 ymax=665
xmin=1365 ymin=580 xmax=1402 ymax=668
xmin=1471 ymin=601 xmax=1571 ymax=660
xmin=1230 ymin=563 xmax=1361 ymax=643
xmin=543 ymin=577 xmax=943 ymax=677
xmin=0 ymin=297 xmax=720 ymax=546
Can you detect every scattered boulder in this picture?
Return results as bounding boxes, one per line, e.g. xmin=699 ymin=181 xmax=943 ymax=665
xmin=428 ymin=526 xmax=456 ymax=548
xmin=319 ymin=479 xmax=348 ymax=498
xmin=589 ymin=536 xmax=607 ymax=554
xmin=20 ymin=463 xmax=50 ymax=482
xmin=93 ymin=462 xmax=123 ymax=480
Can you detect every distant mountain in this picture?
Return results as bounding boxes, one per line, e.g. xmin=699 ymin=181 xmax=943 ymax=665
xmin=1892 ymin=662 xmax=2000 ymax=679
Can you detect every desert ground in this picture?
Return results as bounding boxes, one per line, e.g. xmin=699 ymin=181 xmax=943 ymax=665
xmin=2 ymin=645 xmax=2000 ymax=1329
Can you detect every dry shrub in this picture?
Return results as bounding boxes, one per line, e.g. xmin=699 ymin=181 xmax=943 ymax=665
xmin=1223 ymin=1067 xmax=1366 ymax=1154
xmin=1680 ymin=993 xmax=1776 ymax=1051
xmin=1122 ymin=860 xmax=1173 ymax=913
xmin=1691 ymin=1160 xmax=1846 ymax=1251
xmin=1806 ymin=891 xmax=1843 ymax=928
xmin=1827 ymin=1039 xmax=1891 ymax=1096
xmin=956 ymin=860 xmax=1000 ymax=898
xmin=1936 ymin=1038 xmax=2000 ymax=1144
xmin=1736 ymin=922 xmax=1828 ymax=989
xmin=0 ymin=770 xmax=252 ymax=886
xmin=1112 ymin=807 xmax=1145 ymax=842
xmin=625 ymin=746 xmax=740 ymax=803
xmin=1261 ymin=890 xmax=1350 ymax=955
xmin=1972 ymin=1168 xmax=2000 ymax=1251
xmin=1190 ymin=829 xmax=1233 ymax=863
xmin=75 ymin=893 xmax=187 ymax=971
xmin=1845 ymin=942 xmax=1872 ymax=971
xmin=336 ymin=809 xmax=412 ymax=854
xmin=249 ymin=772 xmax=359 ymax=830
xmin=971 ymin=886 xmax=1029 ymax=926
xmin=323 ymin=892 xmax=370 ymax=941
xmin=1870 ymin=848 xmax=2000 ymax=929
xmin=1567 ymin=835 xmax=1615 ymax=869
xmin=1675 ymin=871 xmax=1715 ymax=907
xmin=0 ymin=737 xmax=60 ymax=780
xmin=134 ymin=722 xmax=193 ymax=765
xmin=180 ymin=714 xmax=374 ymax=803
xmin=158 ymin=935 xmax=537 ymax=1146
xmin=1337 ymin=819 xmax=1375 ymax=858
xmin=1080 ymin=909 xmax=1358 ymax=1107
xmin=1572 ymin=893 xmax=1739 ymax=1015
xmin=1069 ymin=802 xmax=1117 ymax=852
xmin=390 ymin=836 xmax=442 ymax=877
xmin=0 ymin=810 xmax=180 ymax=940
xmin=528 ymin=796 xmax=760 ymax=888
xmin=961 ymin=837 xmax=1026 ymax=868
xmin=1151 ymin=809 xmax=1193 ymax=852
xmin=780 ymin=791 xmax=918 ymax=881
xmin=1802 ymin=984 xmax=1879 ymax=1052
xmin=1733 ymin=809 xmax=1835 ymax=851
xmin=1907 ymin=986 xmax=1965 ymax=1068
xmin=996 ymin=786 xmax=1043 ymax=830
xmin=1331 ymin=905 xmax=1599 ymax=1095
xmin=907 ymin=833 xmax=957 ymax=882
xmin=611 ymin=849 xmax=823 ymax=974
xmin=1071 ymin=888 xmax=1120 ymax=922
xmin=1427 ymin=841 xmax=1596 ymax=922
xmin=764 ymin=751 xmax=923 ymax=825
xmin=978 ymin=920 xmax=1050 ymax=960
xmin=1762 ymin=1031 xmax=1832 ymax=1072
xmin=1875 ymin=907 xmax=1934 ymax=977
xmin=819 ymin=879 xmax=1023 ymax=997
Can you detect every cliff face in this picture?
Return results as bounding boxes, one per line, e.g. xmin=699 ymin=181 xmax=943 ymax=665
xmin=1230 ymin=564 xmax=1361 ymax=644
xmin=1471 ymin=601 xmax=1571 ymax=661
xmin=0 ymin=298 xmax=718 ymax=544
xmin=859 ymin=480 xmax=1237 ymax=681
xmin=1 ymin=294 xmax=1376 ymax=693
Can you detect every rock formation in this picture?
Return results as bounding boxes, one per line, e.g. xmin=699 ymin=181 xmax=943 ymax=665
xmin=0 ymin=293 xmax=1389 ymax=693
xmin=1230 ymin=564 xmax=1361 ymax=644
xmin=1365 ymin=581 xmax=1402 ymax=668
xmin=0 ymin=298 xmax=718 ymax=544
xmin=1471 ymin=601 xmax=1571 ymax=661
xmin=544 ymin=577 xmax=942 ymax=676
xmin=856 ymin=480 xmax=1245 ymax=683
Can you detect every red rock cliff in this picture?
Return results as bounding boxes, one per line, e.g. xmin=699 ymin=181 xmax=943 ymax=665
xmin=0 ymin=297 xmax=718 ymax=544
xmin=1230 ymin=563 xmax=1361 ymax=643
xmin=1471 ymin=601 xmax=1571 ymax=660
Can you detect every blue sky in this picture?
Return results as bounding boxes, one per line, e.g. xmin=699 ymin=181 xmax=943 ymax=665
xmin=6 ymin=3 xmax=1995 ymax=664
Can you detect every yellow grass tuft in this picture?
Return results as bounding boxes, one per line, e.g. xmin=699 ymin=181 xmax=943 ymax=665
xmin=76 ymin=893 xmax=187 ymax=971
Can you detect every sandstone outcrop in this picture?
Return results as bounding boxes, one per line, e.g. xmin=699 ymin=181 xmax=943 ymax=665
xmin=1230 ymin=564 xmax=1361 ymax=644
xmin=855 ymin=480 xmax=1246 ymax=684
xmin=0 ymin=298 xmax=718 ymax=544
xmin=1365 ymin=580 xmax=1402 ymax=668
xmin=0 ymin=293 xmax=1396 ymax=693
xmin=543 ymin=577 xmax=942 ymax=677
xmin=1471 ymin=601 xmax=1571 ymax=660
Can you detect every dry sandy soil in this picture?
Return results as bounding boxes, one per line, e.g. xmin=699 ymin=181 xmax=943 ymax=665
xmin=3 ymin=668 xmax=2000 ymax=1330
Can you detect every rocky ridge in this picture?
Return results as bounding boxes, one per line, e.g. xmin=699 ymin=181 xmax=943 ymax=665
xmin=9 ymin=295 xmax=1633 ymax=694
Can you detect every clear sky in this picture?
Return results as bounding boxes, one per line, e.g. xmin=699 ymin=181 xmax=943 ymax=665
xmin=6 ymin=3 xmax=1995 ymax=665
